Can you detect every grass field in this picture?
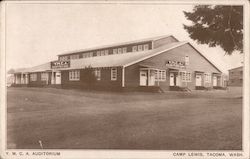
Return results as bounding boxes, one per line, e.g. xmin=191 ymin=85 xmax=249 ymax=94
xmin=7 ymin=87 xmax=242 ymax=150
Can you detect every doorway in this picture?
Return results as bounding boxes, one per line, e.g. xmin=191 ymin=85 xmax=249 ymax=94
xmin=213 ymin=76 xmax=217 ymax=86
xmin=196 ymin=74 xmax=202 ymax=86
xmin=140 ymin=70 xmax=147 ymax=86
xmin=170 ymin=72 xmax=179 ymax=86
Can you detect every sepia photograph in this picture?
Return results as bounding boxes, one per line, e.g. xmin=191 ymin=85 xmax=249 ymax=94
xmin=0 ymin=0 xmax=249 ymax=159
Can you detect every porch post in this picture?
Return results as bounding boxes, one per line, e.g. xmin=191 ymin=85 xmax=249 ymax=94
xmin=157 ymin=69 xmax=160 ymax=86
xmin=147 ymin=69 xmax=150 ymax=86
xmin=122 ymin=67 xmax=125 ymax=87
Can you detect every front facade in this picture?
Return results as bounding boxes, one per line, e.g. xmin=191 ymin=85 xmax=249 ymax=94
xmin=228 ymin=66 xmax=243 ymax=86
xmin=11 ymin=35 xmax=225 ymax=92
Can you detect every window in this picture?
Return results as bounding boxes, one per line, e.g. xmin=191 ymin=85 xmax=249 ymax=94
xmin=113 ymin=48 xmax=117 ymax=54
xmin=96 ymin=51 xmax=101 ymax=56
xmin=204 ymin=73 xmax=211 ymax=83
xmin=132 ymin=46 xmax=137 ymax=52
xmin=122 ymin=47 xmax=127 ymax=53
xmin=138 ymin=45 xmax=143 ymax=51
xmin=186 ymin=72 xmax=191 ymax=82
xmin=181 ymin=72 xmax=192 ymax=82
xmin=30 ymin=73 xmax=37 ymax=81
xmin=59 ymin=56 xmax=69 ymax=61
xmin=94 ymin=69 xmax=101 ymax=80
xmin=41 ymin=72 xmax=48 ymax=81
xmin=143 ymin=44 xmax=149 ymax=50
xmin=70 ymin=54 xmax=79 ymax=60
xmin=185 ymin=56 xmax=189 ymax=65
xmin=104 ymin=50 xmax=109 ymax=55
xmin=82 ymin=52 xmax=93 ymax=58
xmin=69 ymin=70 xmax=80 ymax=81
xmin=155 ymin=70 xmax=166 ymax=81
xmin=111 ymin=68 xmax=117 ymax=81
xmin=118 ymin=48 xmax=122 ymax=54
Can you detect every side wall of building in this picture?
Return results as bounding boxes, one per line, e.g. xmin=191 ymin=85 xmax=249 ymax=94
xmin=125 ymin=43 xmax=221 ymax=90
xmin=61 ymin=67 xmax=123 ymax=91
xmin=28 ymin=72 xmax=48 ymax=87
xmin=228 ymin=67 xmax=243 ymax=86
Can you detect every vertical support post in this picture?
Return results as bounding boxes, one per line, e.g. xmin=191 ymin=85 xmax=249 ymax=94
xmin=147 ymin=69 xmax=150 ymax=86
xmin=51 ymin=71 xmax=54 ymax=84
xmin=122 ymin=67 xmax=125 ymax=87
xmin=157 ymin=69 xmax=160 ymax=86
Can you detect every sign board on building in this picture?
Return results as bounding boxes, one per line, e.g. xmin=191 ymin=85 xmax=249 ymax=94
xmin=51 ymin=60 xmax=70 ymax=69
xmin=166 ymin=60 xmax=185 ymax=68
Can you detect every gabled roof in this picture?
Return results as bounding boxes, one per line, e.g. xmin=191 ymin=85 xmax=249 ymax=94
xmin=13 ymin=62 xmax=51 ymax=74
xmin=58 ymin=34 xmax=172 ymax=56
xmin=54 ymin=41 xmax=187 ymax=70
xmin=228 ymin=66 xmax=243 ymax=71
xmin=13 ymin=40 xmax=222 ymax=74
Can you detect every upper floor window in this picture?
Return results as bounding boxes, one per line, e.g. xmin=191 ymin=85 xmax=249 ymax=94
xmin=143 ymin=44 xmax=149 ymax=50
xmin=132 ymin=46 xmax=137 ymax=52
xmin=30 ymin=73 xmax=37 ymax=81
xmin=111 ymin=68 xmax=117 ymax=81
xmin=138 ymin=45 xmax=143 ymax=51
xmin=97 ymin=50 xmax=108 ymax=56
xmin=94 ymin=69 xmax=101 ymax=80
xmin=104 ymin=50 xmax=109 ymax=55
xmin=69 ymin=70 xmax=80 ymax=81
xmin=113 ymin=48 xmax=117 ymax=54
xmin=70 ymin=54 xmax=79 ymax=60
xmin=41 ymin=72 xmax=48 ymax=81
xmin=118 ymin=48 xmax=122 ymax=54
xmin=82 ymin=52 xmax=93 ymax=58
xmin=122 ymin=47 xmax=127 ymax=53
xmin=59 ymin=56 xmax=69 ymax=61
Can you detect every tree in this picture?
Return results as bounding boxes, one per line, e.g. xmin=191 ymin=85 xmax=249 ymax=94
xmin=183 ymin=5 xmax=243 ymax=55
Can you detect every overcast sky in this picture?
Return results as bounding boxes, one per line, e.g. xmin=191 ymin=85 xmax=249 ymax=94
xmin=5 ymin=2 xmax=244 ymax=74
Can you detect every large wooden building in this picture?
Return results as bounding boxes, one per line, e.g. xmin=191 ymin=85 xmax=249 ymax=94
xmin=228 ymin=66 xmax=243 ymax=87
xmin=12 ymin=35 xmax=226 ymax=92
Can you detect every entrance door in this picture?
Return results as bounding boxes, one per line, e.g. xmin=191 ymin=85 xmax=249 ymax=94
xmin=148 ymin=71 xmax=155 ymax=86
xmin=213 ymin=76 xmax=217 ymax=86
xmin=196 ymin=74 xmax=202 ymax=86
xmin=170 ymin=73 xmax=175 ymax=86
xmin=55 ymin=72 xmax=61 ymax=84
xmin=140 ymin=70 xmax=147 ymax=86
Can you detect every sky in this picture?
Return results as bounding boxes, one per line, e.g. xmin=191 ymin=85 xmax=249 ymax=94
xmin=5 ymin=2 xmax=244 ymax=74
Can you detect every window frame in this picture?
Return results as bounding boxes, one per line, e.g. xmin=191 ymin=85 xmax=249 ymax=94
xmin=69 ymin=70 xmax=80 ymax=81
xmin=138 ymin=45 xmax=143 ymax=51
xmin=132 ymin=46 xmax=137 ymax=52
xmin=41 ymin=72 xmax=48 ymax=81
xmin=111 ymin=68 xmax=117 ymax=81
xmin=94 ymin=69 xmax=101 ymax=81
xmin=30 ymin=73 xmax=37 ymax=81
xmin=143 ymin=44 xmax=149 ymax=50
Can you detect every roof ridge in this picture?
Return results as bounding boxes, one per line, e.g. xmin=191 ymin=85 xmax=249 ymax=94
xmin=58 ymin=34 xmax=173 ymax=56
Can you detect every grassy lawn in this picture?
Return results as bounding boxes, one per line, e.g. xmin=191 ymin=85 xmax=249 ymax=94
xmin=7 ymin=87 xmax=242 ymax=150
